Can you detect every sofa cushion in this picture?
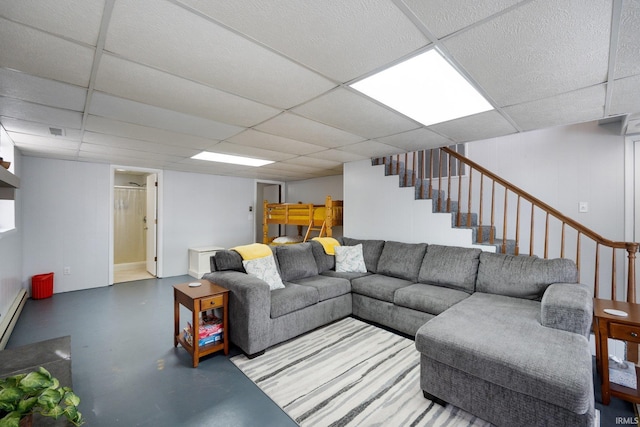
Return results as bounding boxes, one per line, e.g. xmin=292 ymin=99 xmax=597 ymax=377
xmin=310 ymin=240 xmax=335 ymax=273
xmin=292 ymin=275 xmax=351 ymax=301
xmin=276 ymin=243 xmax=319 ymax=282
xmin=342 ymin=238 xmax=385 ymax=273
xmin=376 ymin=241 xmax=427 ymax=282
xmin=213 ymin=250 xmax=246 ymax=272
xmin=270 ymin=282 xmax=319 ymax=318
xmin=418 ymin=245 xmax=481 ymax=293
xmin=415 ymin=292 xmax=593 ymax=415
xmin=394 ymin=283 xmax=470 ymax=315
xmin=351 ymin=274 xmax=414 ymax=303
xmin=320 ymin=270 xmax=371 ymax=281
xmin=476 ymin=252 xmax=578 ymax=300
xmin=335 ymin=244 xmax=367 ymax=273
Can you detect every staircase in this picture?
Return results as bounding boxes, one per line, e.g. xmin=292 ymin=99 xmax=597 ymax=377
xmin=372 ymin=146 xmax=639 ymax=304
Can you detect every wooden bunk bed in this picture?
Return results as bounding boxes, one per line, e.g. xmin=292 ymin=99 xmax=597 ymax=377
xmin=263 ymin=196 xmax=343 ymax=244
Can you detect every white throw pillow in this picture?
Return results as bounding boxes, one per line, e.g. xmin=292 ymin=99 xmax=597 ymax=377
xmin=335 ymin=244 xmax=367 ymax=273
xmin=243 ymin=254 xmax=285 ymax=290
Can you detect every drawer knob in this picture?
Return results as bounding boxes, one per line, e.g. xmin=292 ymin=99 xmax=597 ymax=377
xmin=631 ymin=332 xmax=638 ymax=338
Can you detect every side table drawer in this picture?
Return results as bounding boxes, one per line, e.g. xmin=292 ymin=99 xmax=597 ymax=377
xmin=610 ymin=323 xmax=640 ymax=343
xmin=201 ymin=295 xmax=224 ymax=310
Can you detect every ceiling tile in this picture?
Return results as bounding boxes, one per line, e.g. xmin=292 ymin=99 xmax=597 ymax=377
xmin=0 ymin=18 xmax=95 ymax=87
xmin=82 ymin=132 xmax=201 ymax=157
xmin=227 ymin=129 xmax=326 ymax=156
xmin=209 ymin=142 xmax=297 ymax=162
xmin=255 ymin=113 xmax=364 ymax=148
xmin=80 ymin=142 xmax=177 ymax=162
xmin=609 ymin=74 xmax=640 ymax=117
xmin=0 ymin=96 xmax=82 ymax=129
xmin=84 ymin=116 xmax=219 ymax=150
xmin=504 ymin=85 xmax=606 ymax=131
xmin=94 ymin=54 xmax=281 ymax=127
xmin=0 ymin=0 xmax=105 ymax=46
xmin=292 ymin=88 xmax=420 ymax=138
xmin=88 ymin=92 xmax=244 ymax=140
xmin=306 ymin=149 xmax=368 ymax=163
xmin=1 ymin=117 xmax=82 ymax=141
xmin=615 ymin=0 xmax=640 ymax=79
xmin=443 ymin=0 xmax=612 ymax=106
xmin=338 ymin=140 xmax=402 ymax=157
xmin=429 ymin=110 xmax=517 ymax=142
xmin=281 ymin=156 xmax=342 ymax=169
xmin=0 ymin=68 xmax=87 ymax=111
xmin=181 ymin=0 xmax=430 ymax=82
xmin=376 ymin=128 xmax=452 ymax=151
xmin=8 ymin=132 xmax=81 ymax=151
xmin=403 ymin=0 xmax=526 ymax=39
xmin=105 ymin=0 xmax=336 ymax=108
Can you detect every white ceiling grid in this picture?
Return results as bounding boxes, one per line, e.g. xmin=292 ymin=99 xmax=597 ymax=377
xmin=0 ymin=0 xmax=638 ymax=181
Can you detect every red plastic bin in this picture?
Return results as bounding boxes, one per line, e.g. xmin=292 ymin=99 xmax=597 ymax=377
xmin=31 ymin=272 xmax=54 ymax=299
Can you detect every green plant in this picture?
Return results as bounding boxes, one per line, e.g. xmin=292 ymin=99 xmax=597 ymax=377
xmin=0 ymin=367 xmax=84 ymax=427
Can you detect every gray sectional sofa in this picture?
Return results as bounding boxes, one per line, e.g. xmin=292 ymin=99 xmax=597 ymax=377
xmin=202 ymin=238 xmax=594 ymax=427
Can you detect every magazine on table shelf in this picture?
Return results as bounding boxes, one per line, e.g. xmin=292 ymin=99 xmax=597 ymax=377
xmin=183 ymin=310 xmax=223 ymax=347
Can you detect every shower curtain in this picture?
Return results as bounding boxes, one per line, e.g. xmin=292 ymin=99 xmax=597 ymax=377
xmin=114 ymin=187 xmax=147 ymax=265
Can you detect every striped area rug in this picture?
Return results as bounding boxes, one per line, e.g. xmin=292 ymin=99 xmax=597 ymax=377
xmin=231 ymin=317 xmax=491 ymax=427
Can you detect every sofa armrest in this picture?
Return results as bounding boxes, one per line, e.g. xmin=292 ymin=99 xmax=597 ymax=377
xmin=541 ymin=283 xmax=593 ymax=337
xmin=202 ymin=271 xmax=272 ymax=355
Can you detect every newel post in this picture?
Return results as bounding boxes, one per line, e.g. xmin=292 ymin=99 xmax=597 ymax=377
xmin=626 ymin=243 xmax=639 ymax=303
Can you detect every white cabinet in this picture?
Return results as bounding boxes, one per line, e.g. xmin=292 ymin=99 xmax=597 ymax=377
xmin=188 ymin=246 xmax=224 ymax=279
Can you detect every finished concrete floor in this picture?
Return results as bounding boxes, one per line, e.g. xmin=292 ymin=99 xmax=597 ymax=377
xmin=5 ymin=274 xmax=637 ymax=426
xmin=6 ymin=275 xmax=297 ymax=427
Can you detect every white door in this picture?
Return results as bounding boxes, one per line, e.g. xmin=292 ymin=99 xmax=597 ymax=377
xmin=146 ymin=173 xmax=158 ymax=275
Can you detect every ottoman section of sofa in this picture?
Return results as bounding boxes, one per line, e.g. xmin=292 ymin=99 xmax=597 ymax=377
xmin=415 ymin=292 xmax=593 ymax=422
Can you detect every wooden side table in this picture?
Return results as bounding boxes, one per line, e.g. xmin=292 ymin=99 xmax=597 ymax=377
xmin=594 ymin=298 xmax=640 ymax=405
xmin=174 ymin=279 xmax=229 ymax=367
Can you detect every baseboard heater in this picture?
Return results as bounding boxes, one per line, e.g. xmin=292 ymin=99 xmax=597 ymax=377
xmin=0 ymin=289 xmax=27 ymax=350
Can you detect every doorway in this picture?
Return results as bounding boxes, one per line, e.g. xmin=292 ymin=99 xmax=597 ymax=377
xmin=111 ymin=168 xmax=161 ymax=284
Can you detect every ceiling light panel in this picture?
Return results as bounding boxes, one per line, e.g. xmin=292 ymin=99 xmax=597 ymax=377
xmin=351 ymin=49 xmax=493 ymax=127
xmin=192 ymin=151 xmax=274 ymax=167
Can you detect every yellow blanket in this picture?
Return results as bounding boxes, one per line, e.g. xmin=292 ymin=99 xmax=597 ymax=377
xmin=312 ymin=237 xmax=341 ymax=255
xmin=232 ymin=243 xmax=272 ymax=260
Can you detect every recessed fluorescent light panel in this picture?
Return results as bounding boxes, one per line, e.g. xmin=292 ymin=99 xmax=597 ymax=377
xmin=350 ymin=49 xmax=493 ymax=126
xmin=192 ymin=151 xmax=274 ymax=167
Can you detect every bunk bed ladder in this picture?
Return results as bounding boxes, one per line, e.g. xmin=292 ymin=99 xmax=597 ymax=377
xmin=303 ymin=219 xmax=326 ymax=242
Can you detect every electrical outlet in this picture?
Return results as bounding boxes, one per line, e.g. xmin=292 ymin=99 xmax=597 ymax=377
xmin=63 ymin=267 xmax=71 ymax=275
xmin=578 ymin=202 xmax=589 ymax=213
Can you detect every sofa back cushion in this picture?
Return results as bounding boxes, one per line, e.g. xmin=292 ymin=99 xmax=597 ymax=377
xmin=418 ymin=245 xmax=481 ymax=293
xmin=376 ymin=241 xmax=427 ymax=282
xmin=276 ymin=243 xmax=319 ymax=282
xmin=212 ymin=250 xmax=246 ymax=273
xmin=310 ymin=239 xmax=337 ymax=273
xmin=342 ymin=238 xmax=385 ymax=273
xmin=476 ymin=252 xmax=578 ymax=300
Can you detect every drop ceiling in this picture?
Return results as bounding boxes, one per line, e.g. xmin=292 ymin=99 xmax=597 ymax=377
xmin=1 ymin=0 xmax=639 ymax=181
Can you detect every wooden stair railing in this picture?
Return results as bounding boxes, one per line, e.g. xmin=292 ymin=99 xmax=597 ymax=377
xmin=373 ymin=146 xmax=639 ymax=304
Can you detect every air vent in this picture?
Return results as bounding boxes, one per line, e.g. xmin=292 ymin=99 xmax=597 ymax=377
xmin=49 ymin=127 xmax=65 ymax=137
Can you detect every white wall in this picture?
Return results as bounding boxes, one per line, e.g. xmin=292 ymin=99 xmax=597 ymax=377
xmin=286 ymin=175 xmax=343 ymax=203
xmin=21 ymin=157 xmax=256 ymax=293
xmin=161 ymin=169 xmax=254 ymax=277
xmin=344 ymin=159 xmax=490 ymax=249
xmin=0 ymin=144 xmax=22 ymax=323
xmin=22 ymin=157 xmax=111 ymax=293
